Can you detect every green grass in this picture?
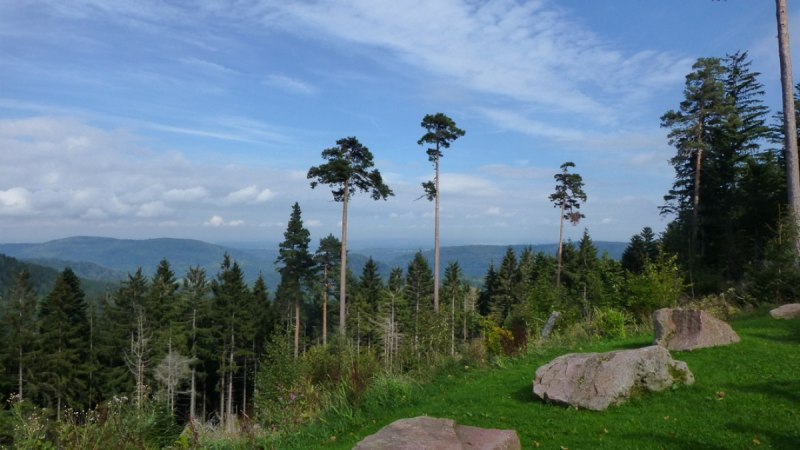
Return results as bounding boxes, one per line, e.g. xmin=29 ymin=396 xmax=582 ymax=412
xmin=275 ymin=315 xmax=800 ymax=449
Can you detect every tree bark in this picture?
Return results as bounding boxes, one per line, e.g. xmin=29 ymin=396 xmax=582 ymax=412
xmin=555 ymin=202 xmax=566 ymax=289
xmin=434 ymin=156 xmax=441 ymax=313
xmin=322 ymin=265 xmax=328 ymax=345
xmin=776 ymin=0 xmax=800 ymax=258
xmin=340 ymin=181 xmax=350 ymax=335
xmin=190 ymin=308 xmax=197 ymax=422
xmin=294 ymin=292 xmax=300 ymax=358
xmin=18 ymin=348 xmax=23 ymax=401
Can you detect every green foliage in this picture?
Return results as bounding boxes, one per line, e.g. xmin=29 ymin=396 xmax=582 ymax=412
xmin=6 ymin=394 xmax=181 ymax=450
xmin=549 ymin=162 xmax=587 ymax=225
xmin=590 ymin=307 xmax=630 ymax=340
xmin=746 ymin=216 xmax=800 ymax=304
xmin=479 ymin=317 xmax=514 ymax=361
xmin=287 ymin=315 xmax=800 ymax=450
xmin=255 ymin=332 xmax=309 ymax=431
xmin=624 ymin=254 xmax=684 ymax=319
xmin=307 ymin=137 xmax=394 ymax=203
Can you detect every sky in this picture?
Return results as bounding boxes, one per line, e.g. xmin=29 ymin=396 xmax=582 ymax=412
xmin=0 ymin=0 xmax=795 ymax=248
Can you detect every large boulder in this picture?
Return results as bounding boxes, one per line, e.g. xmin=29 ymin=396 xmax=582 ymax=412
xmin=770 ymin=303 xmax=800 ymax=320
xmin=532 ymin=345 xmax=693 ymax=411
xmin=653 ymin=308 xmax=740 ymax=351
xmin=353 ymin=416 xmax=521 ymax=450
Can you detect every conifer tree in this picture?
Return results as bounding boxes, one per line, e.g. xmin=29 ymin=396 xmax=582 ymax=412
xmin=313 ymin=234 xmax=341 ymax=345
xmin=405 ymin=252 xmax=433 ymax=353
xmin=355 ymin=257 xmax=383 ymax=350
xmin=211 ymin=254 xmax=250 ymax=430
xmin=36 ymin=268 xmax=90 ymax=420
xmin=308 ymin=137 xmax=394 ymax=336
xmin=491 ymin=247 xmax=518 ymax=326
xmin=418 ymin=113 xmax=466 ymax=313
xmin=441 ymin=262 xmax=464 ymax=356
xmin=181 ymin=265 xmax=209 ymax=423
xmin=2 ymin=270 xmax=39 ymax=402
xmin=275 ymin=203 xmax=314 ymax=358
xmin=549 ymin=162 xmax=587 ymax=290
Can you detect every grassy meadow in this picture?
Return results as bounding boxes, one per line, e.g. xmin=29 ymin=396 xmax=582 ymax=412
xmin=274 ymin=314 xmax=800 ymax=450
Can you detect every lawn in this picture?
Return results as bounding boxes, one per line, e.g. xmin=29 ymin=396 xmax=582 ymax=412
xmin=274 ymin=315 xmax=800 ymax=449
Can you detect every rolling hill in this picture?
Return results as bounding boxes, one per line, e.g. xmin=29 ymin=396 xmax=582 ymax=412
xmin=0 ymin=237 xmax=628 ymax=291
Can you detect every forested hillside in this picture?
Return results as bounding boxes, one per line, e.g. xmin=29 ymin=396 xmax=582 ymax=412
xmin=2 ymin=50 xmax=800 ymax=449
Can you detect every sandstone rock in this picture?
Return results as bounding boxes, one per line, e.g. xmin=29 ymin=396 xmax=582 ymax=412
xmin=653 ymin=308 xmax=740 ymax=351
xmin=353 ymin=416 xmax=521 ymax=450
xmin=532 ymin=345 xmax=693 ymax=411
xmin=770 ymin=303 xmax=800 ymax=319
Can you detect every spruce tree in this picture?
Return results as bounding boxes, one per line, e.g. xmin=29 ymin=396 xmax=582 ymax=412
xmin=36 ymin=268 xmax=90 ymax=420
xmin=181 ymin=265 xmax=210 ymax=423
xmin=211 ymin=254 xmax=250 ymax=431
xmin=491 ymin=247 xmax=518 ymax=326
xmin=313 ymin=234 xmax=341 ymax=345
xmin=405 ymin=252 xmax=433 ymax=354
xmin=2 ymin=270 xmax=39 ymax=402
xmin=275 ymin=203 xmax=314 ymax=358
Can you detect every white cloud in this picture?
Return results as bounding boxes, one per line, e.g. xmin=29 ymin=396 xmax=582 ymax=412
xmin=205 ymin=215 xmax=225 ymax=227
xmin=178 ymin=57 xmax=240 ymax=76
xmin=163 ymin=186 xmax=209 ymax=202
xmin=439 ymin=173 xmax=499 ymax=197
xmin=204 ymin=215 xmax=244 ymax=227
xmin=486 ymin=206 xmax=500 ymax=216
xmin=136 ymin=201 xmax=172 ymax=218
xmin=222 ymin=185 xmax=276 ymax=205
xmin=259 ymin=0 xmax=687 ymax=120
xmin=262 ymin=74 xmax=318 ymax=95
xmin=0 ymin=187 xmax=31 ymax=215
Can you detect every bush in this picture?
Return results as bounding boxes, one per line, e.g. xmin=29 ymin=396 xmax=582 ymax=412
xmin=625 ymin=254 xmax=684 ymax=320
xmin=360 ymin=374 xmax=417 ymax=411
xmin=590 ymin=307 xmax=629 ymax=340
xmin=255 ymin=332 xmax=305 ymax=431
xmin=681 ymin=288 xmax=745 ymax=320
xmin=479 ymin=317 xmax=514 ymax=361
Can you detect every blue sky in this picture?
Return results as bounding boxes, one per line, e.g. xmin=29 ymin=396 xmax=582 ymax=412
xmin=0 ymin=1 xmax=793 ymax=248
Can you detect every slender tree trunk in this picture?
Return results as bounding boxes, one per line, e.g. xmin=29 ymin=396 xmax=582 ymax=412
xmin=340 ymin=181 xmax=350 ymax=335
xmin=18 ymin=347 xmax=23 ymax=401
xmin=692 ymin=120 xmax=705 ymax=259
xmin=323 ymin=265 xmax=328 ymax=345
xmin=463 ymin=289 xmax=468 ymax=343
xmin=294 ymin=293 xmax=300 ymax=358
xmin=227 ymin=328 xmax=234 ymax=431
xmin=556 ymin=202 xmax=566 ymax=289
xmin=451 ymin=291 xmax=455 ymax=356
xmin=190 ymin=308 xmax=197 ymax=422
xmin=434 ymin=155 xmax=441 ymax=312
xmin=777 ymin=0 xmax=800 ymax=259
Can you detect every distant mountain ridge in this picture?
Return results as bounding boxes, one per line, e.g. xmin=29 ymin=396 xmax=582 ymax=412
xmin=0 ymin=237 xmax=627 ymax=291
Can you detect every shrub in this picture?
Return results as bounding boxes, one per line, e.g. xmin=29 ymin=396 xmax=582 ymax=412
xmin=360 ymin=374 xmax=417 ymax=411
xmin=681 ymin=288 xmax=744 ymax=320
xmin=625 ymin=254 xmax=684 ymax=320
xmin=480 ymin=317 xmax=514 ymax=360
xmin=590 ymin=307 xmax=629 ymax=340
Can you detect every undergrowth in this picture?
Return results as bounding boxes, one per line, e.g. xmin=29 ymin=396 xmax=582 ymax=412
xmin=277 ymin=314 xmax=800 ymax=450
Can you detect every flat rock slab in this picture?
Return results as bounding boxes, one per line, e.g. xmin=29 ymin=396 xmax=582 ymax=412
xmin=533 ymin=345 xmax=694 ymax=411
xmin=770 ymin=303 xmax=800 ymax=319
xmin=653 ymin=308 xmax=740 ymax=351
xmin=353 ymin=416 xmax=521 ymax=450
